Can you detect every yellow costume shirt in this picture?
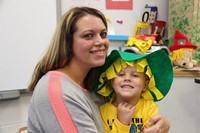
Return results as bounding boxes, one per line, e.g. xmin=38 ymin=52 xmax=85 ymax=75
xmin=100 ymin=98 xmax=158 ymax=133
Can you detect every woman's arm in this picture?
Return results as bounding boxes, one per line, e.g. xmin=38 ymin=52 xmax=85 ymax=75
xmin=141 ymin=114 xmax=170 ymax=133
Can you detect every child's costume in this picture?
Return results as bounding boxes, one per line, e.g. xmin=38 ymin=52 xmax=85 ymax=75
xmin=100 ymin=98 xmax=158 ymax=133
xmin=94 ymin=50 xmax=174 ymax=133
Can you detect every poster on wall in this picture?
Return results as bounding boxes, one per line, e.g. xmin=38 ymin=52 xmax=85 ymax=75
xmin=106 ymin=0 xmax=133 ymax=10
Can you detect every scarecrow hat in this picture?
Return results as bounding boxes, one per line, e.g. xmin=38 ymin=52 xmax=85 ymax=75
xmin=170 ymin=30 xmax=197 ymax=51
xmin=95 ymin=50 xmax=174 ymax=102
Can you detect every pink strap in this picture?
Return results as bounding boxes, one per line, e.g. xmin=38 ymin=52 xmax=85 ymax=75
xmin=48 ymin=73 xmax=78 ymax=133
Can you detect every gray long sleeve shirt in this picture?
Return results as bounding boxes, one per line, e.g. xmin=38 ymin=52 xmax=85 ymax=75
xmin=28 ymin=71 xmax=105 ymax=133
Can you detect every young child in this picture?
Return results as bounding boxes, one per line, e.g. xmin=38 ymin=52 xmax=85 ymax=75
xmin=95 ymin=50 xmax=174 ymax=133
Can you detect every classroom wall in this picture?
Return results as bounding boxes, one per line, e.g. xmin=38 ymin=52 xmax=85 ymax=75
xmin=157 ymin=77 xmax=200 ymax=133
xmin=0 ymin=93 xmax=31 ymax=133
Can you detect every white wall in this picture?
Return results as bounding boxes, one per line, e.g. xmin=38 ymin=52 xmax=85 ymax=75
xmin=158 ymin=77 xmax=200 ymax=133
xmin=0 ymin=93 xmax=31 ymax=133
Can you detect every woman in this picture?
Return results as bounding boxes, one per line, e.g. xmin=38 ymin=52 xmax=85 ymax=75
xmin=27 ymin=6 xmax=170 ymax=133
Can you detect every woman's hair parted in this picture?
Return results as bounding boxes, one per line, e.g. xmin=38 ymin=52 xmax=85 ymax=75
xmin=28 ymin=7 xmax=107 ymax=91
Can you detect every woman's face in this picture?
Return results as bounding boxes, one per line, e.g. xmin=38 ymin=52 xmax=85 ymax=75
xmin=111 ymin=65 xmax=149 ymax=102
xmin=72 ymin=15 xmax=109 ymax=69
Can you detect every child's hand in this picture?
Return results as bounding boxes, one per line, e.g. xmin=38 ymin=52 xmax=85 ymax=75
xmin=117 ymin=102 xmax=135 ymax=125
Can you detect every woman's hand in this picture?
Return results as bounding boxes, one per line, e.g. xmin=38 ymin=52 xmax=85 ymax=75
xmin=141 ymin=114 xmax=170 ymax=133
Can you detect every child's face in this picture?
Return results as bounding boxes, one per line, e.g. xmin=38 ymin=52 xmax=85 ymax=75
xmin=111 ymin=65 xmax=149 ymax=102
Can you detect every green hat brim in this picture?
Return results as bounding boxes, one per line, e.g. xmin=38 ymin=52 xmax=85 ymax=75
xmin=95 ymin=50 xmax=174 ymax=102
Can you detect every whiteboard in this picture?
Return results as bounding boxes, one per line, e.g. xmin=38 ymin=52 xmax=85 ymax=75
xmin=61 ymin=0 xmax=168 ymax=36
xmin=0 ymin=0 xmax=60 ymax=91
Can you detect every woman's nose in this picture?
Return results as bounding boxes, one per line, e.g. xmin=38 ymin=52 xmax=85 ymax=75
xmin=93 ymin=35 xmax=104 ymax=46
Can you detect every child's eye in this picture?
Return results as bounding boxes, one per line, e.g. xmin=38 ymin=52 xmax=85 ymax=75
xmin=132 ymin=73 xmax=140 ymax=77
xmin=117 ymin=73 xmax=124 ymax=77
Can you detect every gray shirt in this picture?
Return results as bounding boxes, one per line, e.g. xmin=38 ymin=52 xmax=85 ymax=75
xmin=28 ymin=71 xmax=105 ymax=133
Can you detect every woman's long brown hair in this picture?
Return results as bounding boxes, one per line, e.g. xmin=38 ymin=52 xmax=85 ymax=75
xmin=28 ymin=7 xmax=107 ymax=91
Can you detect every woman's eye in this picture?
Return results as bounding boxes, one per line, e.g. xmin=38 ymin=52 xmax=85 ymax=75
xmin=100 ymin=32 xmax=107 ymax=38
xmin=83 ymin=34 xmax=93 ymax=39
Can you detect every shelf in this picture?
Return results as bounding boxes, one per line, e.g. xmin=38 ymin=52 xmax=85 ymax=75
xmin=174 ymin=66 xmax=200 ymax=77
xmin=108 ymin=34 xmax=129 ymax=41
